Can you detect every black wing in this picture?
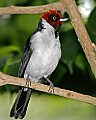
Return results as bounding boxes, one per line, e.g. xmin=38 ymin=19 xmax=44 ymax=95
xmin=18 ymin=19 xmax=45 ymax=78
xmin=18 ymin=36 xmax=33 ymax=78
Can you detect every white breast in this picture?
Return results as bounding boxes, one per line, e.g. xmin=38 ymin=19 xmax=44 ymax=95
xmin=24 ymin=19 xmax=61 ymax=82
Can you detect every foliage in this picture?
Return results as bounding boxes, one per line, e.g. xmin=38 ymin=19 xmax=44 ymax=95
xmin=0 ymin=0 xmax=96 ymax=95
xmin=0 ymin=93 xmax=96 ymax=120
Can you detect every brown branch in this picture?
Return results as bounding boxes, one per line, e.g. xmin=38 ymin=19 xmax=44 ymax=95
xmin=0 ymin=2 xmax=64 ymax=15
xmin=0 ymin=0 xmax=96 ymax=78
xmin=60 ymin=0 xmax=96 ymax=77
xmin=0 ymin=0 xmax=96 ymax=107
xmin=0 ymin=71 xmax=96 ymax=106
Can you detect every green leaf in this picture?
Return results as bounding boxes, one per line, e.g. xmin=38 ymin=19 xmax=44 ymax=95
xmin=0 ymin=55 xmax=12 ymax=70
xmin=75 ymin=53 xmax=87 ymax=73
xmin=0 ymin=0 xmax=8 ymax=7
xmin=51 ymin=62 xmax=67 ymax=84
xmin=2 ymin=57 xmax=12 ymax=73
xmin=60 ymin=29 xmax=80 ymax=74
xmin=0 ymin=45 xmax=21 ymax=57
xmin=16 ymin=14 xmax=41 ymax=34
xmin=1 ymin=54 xmax=20 ymax=76
xmin=86 ymin=8 xmax=96 ymax=43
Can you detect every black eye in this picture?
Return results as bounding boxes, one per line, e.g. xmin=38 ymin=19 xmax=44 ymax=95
xmin=52 ymin=16 xmax=57 ymax=21
xmin=49 ymin=14 xmax=59 ymax=22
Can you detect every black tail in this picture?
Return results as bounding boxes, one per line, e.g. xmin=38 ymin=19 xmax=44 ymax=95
xmin=10 ymin=87 xmax=32 ymax=119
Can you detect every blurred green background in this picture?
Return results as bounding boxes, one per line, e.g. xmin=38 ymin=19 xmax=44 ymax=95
xmin=0 ymin=0 xmax=96 ymax=120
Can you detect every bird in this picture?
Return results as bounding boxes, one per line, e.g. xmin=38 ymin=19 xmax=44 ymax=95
xmin=10 ymin=10 xmax=67 ymax=119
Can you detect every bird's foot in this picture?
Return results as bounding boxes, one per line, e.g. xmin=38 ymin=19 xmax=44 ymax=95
xmin=25 ymin=75 xmax=31 ymax=87
xmin=44 ymin=76 xmax=54 ymax=94
xmin=48 ymin=82 xmax=54 ymax=94
xmin=25 ymin=81 xmax=31 ymax=87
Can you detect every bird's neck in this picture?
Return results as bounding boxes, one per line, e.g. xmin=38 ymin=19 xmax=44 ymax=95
xmin=41 ymin=18 xmax=59 ymax=39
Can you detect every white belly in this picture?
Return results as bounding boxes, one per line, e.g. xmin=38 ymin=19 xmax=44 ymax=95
xmin=24 ymin=45 xmax=61 ymax=82
xmin=24 ymin=20 xmax=61 ymax=82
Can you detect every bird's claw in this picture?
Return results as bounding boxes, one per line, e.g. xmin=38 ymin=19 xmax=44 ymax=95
xmin=44 ymin=76 xmax=54 ymax=95
xmin=25 ymin=76 xmax=31 ymax=87
xmin=25 ymin=81 xmax=31 ymax=87
xmin=48 ymin=82 xmax=54 ymax=94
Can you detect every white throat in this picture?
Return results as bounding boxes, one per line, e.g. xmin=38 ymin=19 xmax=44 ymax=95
xmin=42 ymin=18 xmax=54 ymax=30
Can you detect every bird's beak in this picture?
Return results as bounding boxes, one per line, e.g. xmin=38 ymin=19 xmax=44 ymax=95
xmin=60 ymin=18 xmax=68 ymax=22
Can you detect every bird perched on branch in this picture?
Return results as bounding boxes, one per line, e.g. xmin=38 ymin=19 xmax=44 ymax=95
xmin=10 ymin=10 xmax=67 ymax=119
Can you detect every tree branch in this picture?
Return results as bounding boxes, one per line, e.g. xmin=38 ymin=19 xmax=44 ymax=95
xmin=0 ymin=2 xmax=64 ymax=15
xmin=0 ymin=0 xmax=96 ymax=78
xmin=0 ymin=0 xmax=96 ymax=107
xmin=60 ymin=0 xmax=96 ymax=77
xmin=0 ymin=71 xmax=96 ymax=106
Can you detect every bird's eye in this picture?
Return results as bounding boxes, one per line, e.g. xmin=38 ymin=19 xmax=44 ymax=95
xmin=49 ymin=14 xmax=59 ymax=22
xmin=52 ymin=16 xmax=57 ymax=21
